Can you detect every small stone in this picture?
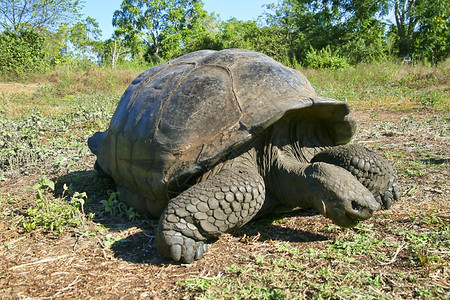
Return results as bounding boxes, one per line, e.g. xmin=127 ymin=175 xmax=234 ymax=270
xmin=252 ymin=188 xmax=259 ymax=198
xmin=244 ymin=193 xmax=252 ymax=202
xmin=199 ymin=194 xmax=209 ymax=202
xmin=187 ymin=223 xmax=197 ymax=230
xmin=358 ymin=159 xmax=365 ymax=171
xmin=257 ymin=184 xmax=264 ymax=194
xmin=170 ymin=244 xmax=182 ymax=261
xmin=176 ymin=223 xmax=187 ymax=230
xmin=228 ymin=214 xmax=238 ymax=224
xmin=231 ymin=202 xmax=242 ymax=212
xmin=186 ymin=204 xmax=197 ymax=213
xmin=171 ymin=235 xmax=184 ymax=245
xmin=219 ymin=200 xmax=230 ymax=209
xmin=215 ymin=220 xmax=225 ymax=228
xmin=175 ymin=208 xmax=189 ymax=218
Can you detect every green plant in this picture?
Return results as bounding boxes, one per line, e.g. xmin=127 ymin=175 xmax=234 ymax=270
xmin=22 ymin=178 xmax=90 ymax=234
xmin=0 ymin=28 xmax=49 ymax=79
xmin=305 ymin=46 xmax=350 ymax=69
xmin=100 ymin=191 xmax=140 ymax=220
xmin=254 ymin=253 xmax=266 ymax=266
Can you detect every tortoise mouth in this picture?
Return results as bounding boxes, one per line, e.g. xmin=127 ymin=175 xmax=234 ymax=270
xmin=323 ymin=203 xmax=363 ymax=228
xmin=344 ymin=212 xmax=360 ymax=227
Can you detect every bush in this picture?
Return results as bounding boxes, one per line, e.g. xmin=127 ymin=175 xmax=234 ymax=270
xmin=305 ymin=46 xmax=349 ymax=69
xmin=0 ymin=29 xmax=49 ymax=79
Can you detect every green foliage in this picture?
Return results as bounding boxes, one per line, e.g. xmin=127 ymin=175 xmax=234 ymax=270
xmin=0 ymin=0 xmax=82 ymax=32
xmin=0 ymin=108 xmax=55 ymax=172
xmin=100 ymin=191 xmax=140 ymax=220
xmin=0 ymin=29 xmax=49 ymax=78
xmin=22 ymin=179 xmax=90 ymax=234
xmin=305 ymin=46 xmax=349 ymax=69
xmin=390 ymin=0 xmax=450 ymax=63
xmin=112 ymin=0 xmax=211 ymax=63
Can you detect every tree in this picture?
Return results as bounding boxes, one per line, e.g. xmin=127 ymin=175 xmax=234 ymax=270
xmin=218 ymin=18 xmax=259 ymax=50
xmin=389 ymin=0 xmax=449 ymax=63
xmin=390 ymin=0 xmax=420 ymax=57
xmin=412 ymin=0 xmax=449 ymax=63
xmin=263 ymin=0 xmax=390 ymax=64
xmin=67 ymin=17 xmax=103 ymax=61
xmin=340 ymin=0 xmax=390 ymax=63
xmin=0 ymin=0 xmax=82 ymax=32
xmin=112 ymin=0 xmax=210 ymax=63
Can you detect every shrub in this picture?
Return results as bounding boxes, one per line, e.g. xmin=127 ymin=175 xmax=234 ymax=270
xmin=305 ymin=46 xmax=349 ymax=69
xmin=0 ymin=29 xmax=49 ymax=79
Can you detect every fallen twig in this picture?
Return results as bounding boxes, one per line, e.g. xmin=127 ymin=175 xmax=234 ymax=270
xmin=8 ymin=254 xmax=69 ymax=270
xmin=380 ymin=242 xmax=405 ymax=266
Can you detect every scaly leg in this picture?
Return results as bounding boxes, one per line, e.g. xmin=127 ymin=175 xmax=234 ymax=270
xmin=155 ymin=159 xmax=266 ymax=263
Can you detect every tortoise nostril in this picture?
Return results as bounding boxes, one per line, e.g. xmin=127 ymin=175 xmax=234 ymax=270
xmin=351 ymin=200 xmax=363 ymax=212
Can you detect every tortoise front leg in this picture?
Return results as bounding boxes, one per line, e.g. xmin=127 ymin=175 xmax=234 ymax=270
xmin=155 ymin=164 xmax=266 ymax=263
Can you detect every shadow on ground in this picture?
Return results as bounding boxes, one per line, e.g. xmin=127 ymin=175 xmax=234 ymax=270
xmin=54 ymin=170 xmax=330 ymax=265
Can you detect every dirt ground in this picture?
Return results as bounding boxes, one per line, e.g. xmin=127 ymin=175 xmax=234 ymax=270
xmin=0 ymin=110 xmax=449 ymax=299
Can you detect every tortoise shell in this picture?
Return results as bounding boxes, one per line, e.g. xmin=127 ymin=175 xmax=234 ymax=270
xmin=88 ymin=49 xmax=355 ymax=215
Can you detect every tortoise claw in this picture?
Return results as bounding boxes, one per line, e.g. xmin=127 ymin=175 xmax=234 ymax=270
xmin=156 ymin=228 xmax=207 ymax=264
xmin=379 ymin=175 xmax=399 ymax=210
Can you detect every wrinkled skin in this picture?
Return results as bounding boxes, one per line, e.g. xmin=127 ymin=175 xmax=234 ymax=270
xmin=155 ymin=118 xmax=399 ymax=263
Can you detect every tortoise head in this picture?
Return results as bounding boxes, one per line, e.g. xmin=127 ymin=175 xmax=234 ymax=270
xmin=305 ymin=162 xmax=381 ymax=228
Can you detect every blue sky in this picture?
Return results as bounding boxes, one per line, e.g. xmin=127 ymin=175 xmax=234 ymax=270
xmin=81 ymin=0 xmax=272 ymax=39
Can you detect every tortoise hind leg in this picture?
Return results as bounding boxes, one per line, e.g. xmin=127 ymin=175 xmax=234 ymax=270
xmin=156 ymin=158 xmax=266 ymax=263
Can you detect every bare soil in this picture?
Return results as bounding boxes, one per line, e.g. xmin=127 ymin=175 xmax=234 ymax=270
xmin=0 ymin=110 xmax=449 ymax=299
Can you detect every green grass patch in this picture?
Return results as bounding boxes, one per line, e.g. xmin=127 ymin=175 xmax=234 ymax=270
xmin=303 ymin=60 xmax=449 ymax=110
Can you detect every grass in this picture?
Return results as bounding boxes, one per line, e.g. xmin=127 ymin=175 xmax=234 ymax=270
xmin=177 ymin=219 xmax=449 ymax=299
xmin=303 ymin=60 xmax=449 ymax=111
xmin=0 ymin=60 xmax=449 ymax=298
xmin=0 ymin=59 xmax=448 ymax=119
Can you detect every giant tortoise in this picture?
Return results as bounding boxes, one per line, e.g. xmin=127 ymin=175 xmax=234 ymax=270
xmin=88 ymin=49 xmax=399 ymax=263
